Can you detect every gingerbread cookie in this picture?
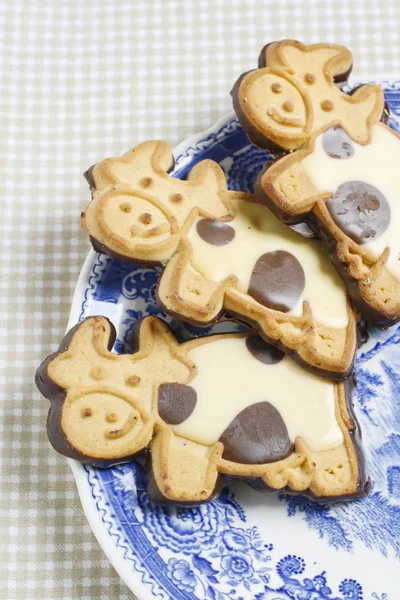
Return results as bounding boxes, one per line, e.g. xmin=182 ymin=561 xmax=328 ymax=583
xmin=35 ymin=316 xmax=368 ymax=504
xmin=231 ymin=40 xmax=384 ymax=152
xmin=81 ymin=140 xmax=237 ymax=264
xmin=81 ymin=141 xmax=357 ymax=379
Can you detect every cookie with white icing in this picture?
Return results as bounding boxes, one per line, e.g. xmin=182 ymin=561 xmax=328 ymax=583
xmin=35 ymin=316 xmax=368 ymax=504
xmin=255 ymin=107 xmax=400 ymax=326
xmin=81 ymin=140 xmax=357 ymax=379
xmin=231 ymin=40 xmax=383 ymax=152
xmin=157 ymin=195 xmax=357 ymax=380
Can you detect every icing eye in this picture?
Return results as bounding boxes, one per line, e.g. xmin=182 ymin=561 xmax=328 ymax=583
xmin=140 ymin=177 xmax=153 ymax=188
xmin=322 ymin=126 xmax=355 ymax=159
xmin=119 ymin=202 xmax=132 ymax=213
xmin=126 ymin=375 xmax=141 ymax=387
xmin=81 ymin=408 xmax=93 ymax=418
xmin=139 ymin=212 xmax=152 ymax=225
xmin=321 ymin=100 xmax=334 ymax=112
xmin=196 ymin=219 xmax=235 ymax=246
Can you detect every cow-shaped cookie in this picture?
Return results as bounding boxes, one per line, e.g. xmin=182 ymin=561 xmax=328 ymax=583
xmin=35 ymin=316 xmax=367 ymax=504
xmin=231 ymin=39 xmax=384 ymax=152
xmin=257 ymin=122 xmax=400 ymax=327
xmin=232 ymin=41 xmax=400 ymax=327
xmin=81 ymin=140 xmax=357 ymax=379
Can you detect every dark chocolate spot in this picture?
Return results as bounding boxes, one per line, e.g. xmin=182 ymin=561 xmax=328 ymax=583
xmin=219 ymin=401 xmax=293 ymax=464
xmin=245 ymin=334 xmax=284 ymax=364
xmin=327 ymin=181 xmax=390 ymax=244
xmin=158 ymin=383 xmax=197 ymax=425
xmin=322 ymin=126 xmax=354 ymax=159
xmin=196 ymin=219 xmax=235 ymax=246
xmin=248 ymin=250 xmax=305 ymax=312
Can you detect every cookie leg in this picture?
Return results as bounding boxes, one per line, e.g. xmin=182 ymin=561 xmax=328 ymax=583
xmin=147 ymin=425 xmax=223 ymax=503
xmin=309 ymin=443 xmax=362 ymax=500
xmin=157 ymin=246 xmax=237 ymax=325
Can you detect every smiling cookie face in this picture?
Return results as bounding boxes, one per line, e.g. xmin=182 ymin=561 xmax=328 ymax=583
xmin=90 ymin=187 xmax=176 ymax=263
xmin=234 ymin=68 xmax=312 ymax=150
xmin=61 ymin=390 xmax=147 ymax=459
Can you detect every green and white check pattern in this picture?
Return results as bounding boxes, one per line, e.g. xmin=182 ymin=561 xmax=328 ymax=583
xmin=0 ymin=1 xmax=399 ymax=598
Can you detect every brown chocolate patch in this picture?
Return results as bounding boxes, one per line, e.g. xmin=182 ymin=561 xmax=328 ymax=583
xmin=245 ymin=334 xmax=284 ymax=364
xmin=158 ymin=383 xmax=197 ymax=425
xmin=196 ymin=219 xmax=235 ymax=246
xmin=219 ymin=401 xmax=293 ymax=464
xmin=322 ymin=126 xmax=354 ymax=159
xmin=248 ymin=250 xmax=305 ymax=312
xmin=326 ymin=181 xmax=390 ymax=245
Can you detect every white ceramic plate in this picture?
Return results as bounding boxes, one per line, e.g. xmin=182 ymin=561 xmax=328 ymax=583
xmin=66 ymin=80 xmax=400 ymax=600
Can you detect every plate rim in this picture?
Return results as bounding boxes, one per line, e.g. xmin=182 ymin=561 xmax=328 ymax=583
xmin=64 ymin=76 xmax=399 ymax=599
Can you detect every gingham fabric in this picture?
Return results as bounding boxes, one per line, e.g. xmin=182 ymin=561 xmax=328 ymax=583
xmin=0 ymin=1 xmax=399 ymax=598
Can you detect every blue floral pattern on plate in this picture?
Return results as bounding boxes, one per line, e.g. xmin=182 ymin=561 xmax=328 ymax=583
xmin=75 ymin=81 xmax=400 ymax=599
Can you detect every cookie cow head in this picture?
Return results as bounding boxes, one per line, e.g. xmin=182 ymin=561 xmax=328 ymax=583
xmin=35 ymin=316 xmax=193 ymax=465
xmin=81 ymin=140 xmax=236 ymax=264
xmin=232 ymin=40 xmax=384 ymax=151
xmin=35 ymin=316 xmax=367 ymax=504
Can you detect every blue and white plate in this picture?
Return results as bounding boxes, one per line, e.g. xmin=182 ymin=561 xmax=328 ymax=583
xmin=68 ymin=79 xmax=400 ymax=600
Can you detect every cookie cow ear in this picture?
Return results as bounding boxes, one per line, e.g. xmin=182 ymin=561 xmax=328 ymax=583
xmin=84 ymin=140 xmax=175 ymax=193
xmin=36 ymin=316 xmax=117 ymax=394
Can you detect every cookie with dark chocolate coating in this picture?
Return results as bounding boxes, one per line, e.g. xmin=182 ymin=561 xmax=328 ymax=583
xmin=81 ymin=137 xmax=357 ymax=380
xmin=35 ymin=316 xmax=368 ymax=505
xmin=257 ymin=121 xmax=400 ymax=328
xmin=231 ymin=40 xmax=383 ymax=152
xmin=232 ymin=39 xmax=400 ymax=327
xmin=157 ymin=192 xmax=357 ymax=381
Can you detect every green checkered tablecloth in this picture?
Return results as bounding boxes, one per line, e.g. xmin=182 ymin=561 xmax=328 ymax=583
xmin=1 ymin=1 xmax=398 ymax=598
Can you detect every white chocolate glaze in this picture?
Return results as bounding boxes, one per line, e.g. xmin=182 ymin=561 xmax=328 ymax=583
xmin=172 ymin=336 xmax=343 ymax=452
xmin=187 ymin=198 xmax=348 ymax=328
xmin=302 ymin=123 xmax=400 ymax=280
